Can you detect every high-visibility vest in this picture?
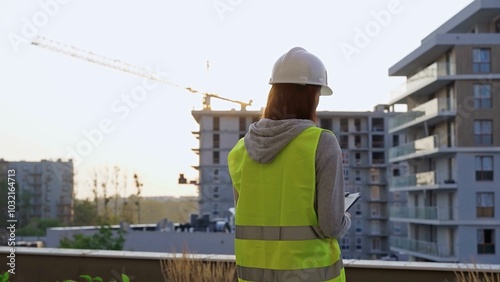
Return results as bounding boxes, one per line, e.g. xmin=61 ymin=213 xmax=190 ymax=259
xmin=228 ymin=126 xmax=345 ymax=282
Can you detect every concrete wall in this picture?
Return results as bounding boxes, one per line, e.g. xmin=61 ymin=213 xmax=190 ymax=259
xmin=455 ymin=80 xmax=500 ymax=147
xmin=458 ymin=225 xmax=500 ymax=264
xmin=3 ymin=247 xmax=499 ymax=282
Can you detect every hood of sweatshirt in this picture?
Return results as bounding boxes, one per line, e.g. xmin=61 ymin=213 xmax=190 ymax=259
xmin=243 ymin=118 xmax=316 ymax=164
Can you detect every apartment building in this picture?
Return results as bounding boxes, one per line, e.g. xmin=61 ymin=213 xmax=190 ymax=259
xmin=0 ymin=159 xmax=74 ymax=225
xmin=387 ymin=0 xmax=500 ymax=264
xmin=191 ymin=106 xmax=407 ymax=259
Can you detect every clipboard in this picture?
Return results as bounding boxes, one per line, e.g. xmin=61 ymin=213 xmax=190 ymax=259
xmin=344 ymin=192 xmax=361 ymax=212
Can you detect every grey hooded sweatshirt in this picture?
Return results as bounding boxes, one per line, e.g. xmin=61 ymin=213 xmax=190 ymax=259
xmin=242 ymin=118 xmax=351 ymax=239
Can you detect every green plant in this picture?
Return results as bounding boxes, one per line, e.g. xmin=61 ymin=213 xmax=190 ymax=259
xmin=58 ymin=273 xmax=130 ymax=282
xmin=59 ymin=225 xmax=126 ymax=250
xmin=0 ymin=271 xmax=9 ymax=282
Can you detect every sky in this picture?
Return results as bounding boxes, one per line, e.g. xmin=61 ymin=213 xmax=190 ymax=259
xmin=0 ymin=0 xmax=474 ymax=199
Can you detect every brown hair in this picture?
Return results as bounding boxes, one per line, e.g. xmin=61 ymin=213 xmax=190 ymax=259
xmin=262 ymin=83 xmax=320 ymax=122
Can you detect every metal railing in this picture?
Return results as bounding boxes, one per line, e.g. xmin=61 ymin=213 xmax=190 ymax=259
xmin=390 ymin=62 xmax=456 ymax=100
xmin=388 ymin=98 xmax=455 ymax=130
xmin=391 ymin=237 xmax=456 ymax=259
xmin=390 ymin=206 xmax=456 ymax=221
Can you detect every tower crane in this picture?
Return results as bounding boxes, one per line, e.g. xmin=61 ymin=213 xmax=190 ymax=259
xmin=31 ymin=36 xmax=253 ymax=110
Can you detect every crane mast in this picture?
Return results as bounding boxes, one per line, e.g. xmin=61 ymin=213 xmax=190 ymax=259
xmin=31 ymin=36 xmax=252 ymax=110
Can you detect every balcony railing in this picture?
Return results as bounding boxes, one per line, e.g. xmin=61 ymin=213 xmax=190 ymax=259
xmin=390 ymin=206 xmax=456 ymax=221
xmin=391 ymin=62 xmax=456 ymax=101
xmin=391 ymin=237 xmax=456 ymax=259
xmin=390 ymin=171 xmax=457 ymax=190
xmin=388 ymin=98 xmax=455 ymax=131
xmin=389 ymin=135 xmax=437 ymax=160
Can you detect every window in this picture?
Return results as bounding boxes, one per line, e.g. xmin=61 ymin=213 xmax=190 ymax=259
xmin=393 ymin=221 xmax=401 ymax=235
xmin=320 ymin=118 xmax=332 ymax=130
xmin=473 ymin=48 xmax=491 ymax=73
xmin=355 ymin=170 xmax=362 ymax=183
xmin=371 ymin=220 xmax=381 ymax=235
xmin=213 ymin=151 xmax=220 ymax=164
xmin=370 ymin=186 xmax=380 ymax=200
xmin=239 ymin=117 xmax=246 ymax=131
xmin=371 ymin=238 xmax=381 ymax=251
xmin=393 ymin=135 xmax=400 ymax=147
xmin=354 ymin=135 xmax=361 ymax=148
xmin=355 ymin=153 xmax=361 ymax=165
xmin=341 ymin=237 xmax=350 ymax=251
xmin=393 ymin=191 xmax=401 ymax=201
xmin=354 ymin=119 xmax=361 ymax=131
xmin=213 ymin=134 xmax=219 ymax=148
xmin=213 ymin=186 xmax=219 ymax=193
xmin=476 ymin=156 xmax=494 ymax=181
xmin=371 ymin=203 xmax=380 ymax=217
xmin=213 ymin=117 xmax=220 ymax=131
xmin=344 ymin=169 xmax=350 ymax=182
xmin=496 ymin=20 xmax=500 ymax=33
xmin=372 ymin=135 xmax=384 ymax=148
xmin=340 ymin=135 xmax=349 ymax=148
xmin=477 ymin=192 xmax=494 ymax=218
xmin=372 ymin=152 xmax=385 ymax=164
xmin=372 ymin=118 xmax=384 ymax=132
xmin=355 ymin=237 xmax=363 ymax=251
xmin=340 ymin=119 xmax=348 ymax=132
xmin=477 ymin=229 xmax=495 ymax=254
xmin=342 ymin=152 xmax=349 ymax=166
xmin=474 ymin=84 xmax=492 ymax=108
xmin=393 ymin=168 xmax=400 ymax=177
xmin=355 ymin=203 xmax=362 ymax=217
xmin=355 ymin=220 xmax=362 ymax=234
xmin=213 ymin=203 xmax=219 ymax=216
xmin=474 ymin=120 xmax=493 ymax=145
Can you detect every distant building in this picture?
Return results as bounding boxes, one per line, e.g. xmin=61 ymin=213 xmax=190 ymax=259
xmin=387 ymin=0 xmax=500 ymax=264
xmin=191 ymin=105 xmax=408 ymax=260
xmin=0 ymin=159 xmax=74 ymax=225
xmin=190 ymin=110 xmax=260 ymax=222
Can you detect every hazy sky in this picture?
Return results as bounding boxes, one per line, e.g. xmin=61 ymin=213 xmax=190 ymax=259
xmin=0 ymin=0 xmax=473 ymax=198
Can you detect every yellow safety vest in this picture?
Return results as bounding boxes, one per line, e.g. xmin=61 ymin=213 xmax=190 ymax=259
xmin=228 ymin=126 xmax=345 ymax=282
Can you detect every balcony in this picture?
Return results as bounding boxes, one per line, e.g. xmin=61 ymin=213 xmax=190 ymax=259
xmin=390 ymin=206 xmax=456 ymax=223
xmin=388 ymin=135 xmax=456 ymax=162
xmin=390 ymin=237 xmax=457 ymax=262
xmin=389 ymin=171 xmax=457 ymax=191
xmin=3 ymin=247 xmax=499 ymax=281
xmin=390 ymin=62 xmax=456 ymax=104
xmin=388 ymin=98 xmax=456 ymax=134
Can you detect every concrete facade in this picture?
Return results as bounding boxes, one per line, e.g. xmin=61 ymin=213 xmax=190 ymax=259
xmin=388 ymin=0 xmax=500 ymax=264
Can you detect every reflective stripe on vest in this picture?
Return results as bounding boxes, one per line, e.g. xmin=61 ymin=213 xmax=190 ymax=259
xmin=237 ymin=259 xmax=344 ymax=282
xmin=228 ymin=126 xmax=345 ymax=282
xmin=235 ymin=225 xmax=325 ymax=241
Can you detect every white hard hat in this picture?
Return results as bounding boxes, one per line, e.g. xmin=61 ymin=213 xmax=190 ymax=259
xmin=269 ymin=47 xmax=333 ymax=96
